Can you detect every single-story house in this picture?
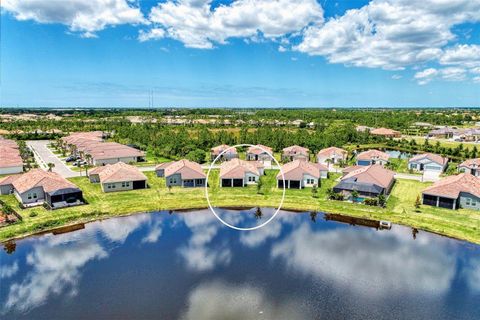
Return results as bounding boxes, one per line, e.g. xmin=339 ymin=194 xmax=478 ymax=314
xmin=427 ymin=127 xmax=456 ymax=139
xmin=210 ymin=145 xmax=238 ymax=162
xmin=220 ymin=158 xmax=264 ymax=187
xmin=408 ymin=153 xmax=448 ymax=173
xmin=0 ymin=169 xmax=84 ymax=209
xmin=356 ymin=149 xmax=390 ymax=166
xmin=155 ymin=162 xmax=173 ymax=177
xmin=86 ymin=143 xmax=145 ymax=165
xmin=458 ymin=158 xmax=480 ymax=177
xmin=333 ymin=165 xmax=395 ymax=199
xmin=422 ymin=173 xmax=480 ymax=210
xmin=0 ymin=174 xmax=20 ymax=195
xmin=317 ymin=147 xmax=347 ymax=165
xmin=281 ymin=145 xmax=309 ymax=162
xmin=370 ymin=127 xmax=401 ymax=138
xmin=246 ymin=144 xmax=273 ymax=162
xmin=0 ymin=139 xmax=23 ymax=175
xmin=89 ymin=162 xmax=147 ymax=192
xmin=277 ymin=160 xmax=328 ymax=189
xmin=163 ymin=159 xmax=206 ymax=187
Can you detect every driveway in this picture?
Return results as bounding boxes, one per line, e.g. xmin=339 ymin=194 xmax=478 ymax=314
xmin=27 ymin=140 xmax=78 ymax=178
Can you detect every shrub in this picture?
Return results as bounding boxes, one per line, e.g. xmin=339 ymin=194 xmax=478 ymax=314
xmin=364 ymin=198 xmax=378 ymax=206
xmin=29 ymin=211 xmax=38 ymax=218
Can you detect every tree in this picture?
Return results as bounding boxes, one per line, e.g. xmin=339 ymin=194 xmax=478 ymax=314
xmin=256 ymin=178 xmax=263 ymax=195
xmin=415 ymin=195 xmax=421 ymax=211
xmin=311 ymin=185 xmax=318 ymax=198
xmin=310 ymin=211 xmax=317 ymax=222
xmin=351 ymin=190 xmax=359 ymax=202
xmin=378 ymin=194 xmax=386 ymax=207
xmin=47 ymin=162 xmax=55 ymax=172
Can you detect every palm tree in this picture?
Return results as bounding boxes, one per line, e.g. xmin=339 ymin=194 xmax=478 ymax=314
xmin=351 ymin=190 xmax=359 ymax=202
xmin=47 ymin=162 xmax=55 ymax=172
xmin=325 ymin=158 xmax=332 ymax=169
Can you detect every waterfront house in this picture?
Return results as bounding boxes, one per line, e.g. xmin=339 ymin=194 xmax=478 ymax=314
xmin=317 ymin=147 xmax=347 ymax=165
xmin=163 ymin=159 xmax=206 ymax=187
xmin=333 ymin=165 xmax=395 ymax=199
xmin=0 ymin=138 xmax=23 ymax=175
xmin=408 ymin=153 xmax=448 ymax=173
xmin=422 ymin=173 xmax=480 ymax=210
xmin=89 ymin=162 xmax=147 ymax=192
xmin=0 ymin=169 xmax=84 ymax=209
xmin=370 ymin=127 xmax=401 ymax=138
xmin=459 ymin=158 xmax=480 ymax=177
xmin=281 ymin=145 xmax=309 ymax=162
xmin=219 ymin=158 xmax=264 ymax=187
xmin=155 ymin=162 xmax=173 ymax=177
xmin=356 ymin=150 xmax=390 ymax=166
xmin=210 ymin=145 xmax=238 ymax=162
xmin=276 ymin=160 xmax=328 ymax=189
xmin=246 ymin=145 xmax=273 ymax=162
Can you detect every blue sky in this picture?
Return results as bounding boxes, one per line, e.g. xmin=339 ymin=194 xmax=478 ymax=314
xmin=1 ymin=0 xmax=479 ymax=108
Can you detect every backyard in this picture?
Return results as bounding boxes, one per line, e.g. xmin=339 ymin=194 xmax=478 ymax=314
xmin=0 ymin=171 xmax=479 ymax=244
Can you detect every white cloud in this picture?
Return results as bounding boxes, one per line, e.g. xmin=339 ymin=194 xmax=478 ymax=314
xmin=181 ymin=281 xmax=313 ymax=320
xmin=0 ymin=262 xmax=19 ymax=279
xmin=473 ymin=76 xmax=480 ymax=83
xmin=1 ymin=0 xmax=146 ymax=37
xmin=414 ymin=68 xmax=438 ymax=85
xmin=271 ymin=223 xmax=456 ymax=297
xmin=440 ymin=44 xmax=480 ymax=68
xmin=295 ymin=0 xmax=480 ymax=70
xmin=141 ymin=0 xmax=323 ymax=48
xmin=391 ymin=74 xmax=402 ymax=80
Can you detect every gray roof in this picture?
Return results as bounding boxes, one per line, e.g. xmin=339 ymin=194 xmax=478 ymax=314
xmin=333 ymin=178 xmax=384 ymax=195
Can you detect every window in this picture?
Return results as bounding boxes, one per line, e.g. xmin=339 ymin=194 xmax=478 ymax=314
xmin=472 ymin=199 xmax=477 ymax=206
xmin=121 ymin=182 xmax=126 ymax=187
xmin=248 ymin=176 xmax=256 ymax=182
xmin=195 ymin=179 xmax=203 ymax=185
xmin=170 ymin=178 xmax=177 ymax=184
xmin=27 ymin=192 xmax=37 ymax=200
xmin=466 ymin=198 xmax=471 ymax=205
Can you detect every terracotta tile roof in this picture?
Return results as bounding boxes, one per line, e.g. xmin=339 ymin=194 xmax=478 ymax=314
xmin=342 ymin=165 xmax=364 ymax=174
xmin=282 ymin=145 xmax=309 ymax=156
xmin=220 ymin=158 xmax=262 ymax=179
xmin=459 ymin=158 xmax=480 ymax=169
xmin=90 ymin=162 xmax=147 ymax=183
xmin=357 ymin=149 xmax=390 ymax=162
xmin=409 ymin=153 xmax=448 ymax=166
xmin=317 ymin=146 xmax=347 ymax=157
xmin=86 ymin=143 xmax=145 ymax=160
xmin=155 ymin=162 xmax=173 ymax=170
xmin=0 ymin=174 xmax=21 ymax=186
xmin=211 ymin=144 xmax=238 ymax=155
xmin=0 ymin=139 xmax=22 ymax=168
xmin=276 ymin=160 xmax=327 ymax=180
xmin=11 ymin=169 xmax=79 ymax=194
xmin=247 ymin=144 xmax=273 ymax=155
xmin=341 ymin=165 xmax=395 ymax=189
xmin=422 ymin=173 xmax=480 ymax=199
xmin=164 ymin=159 xmax=206 ymax=180
xmin=370 ymin=128 xmax=401 ymax=136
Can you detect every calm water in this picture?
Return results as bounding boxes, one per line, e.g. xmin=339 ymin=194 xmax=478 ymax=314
xmin=1 ymin=208 xmax=479 ymax=320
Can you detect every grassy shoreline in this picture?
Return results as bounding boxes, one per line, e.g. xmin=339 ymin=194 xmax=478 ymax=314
xmin=1 ymin=171 xmax=479 ymax=244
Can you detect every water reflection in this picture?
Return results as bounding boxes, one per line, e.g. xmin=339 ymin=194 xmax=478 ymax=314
xmin=1 ymin=209 xmax=479 ymax=319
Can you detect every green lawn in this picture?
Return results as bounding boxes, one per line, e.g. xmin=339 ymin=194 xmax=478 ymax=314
xmin=1 ymin=171 xmax=479 ymax=244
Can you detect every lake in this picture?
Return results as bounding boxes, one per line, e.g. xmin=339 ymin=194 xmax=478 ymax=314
xmin=1 ymin=208 xmax=479 ymax=319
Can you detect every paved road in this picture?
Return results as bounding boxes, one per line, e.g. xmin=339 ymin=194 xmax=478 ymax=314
xmin=27 ymin=140 xmax=78 ymax=178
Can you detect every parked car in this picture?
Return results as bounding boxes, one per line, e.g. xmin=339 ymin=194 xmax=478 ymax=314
xmin=65 ymin=156 xmax=75 ymax=162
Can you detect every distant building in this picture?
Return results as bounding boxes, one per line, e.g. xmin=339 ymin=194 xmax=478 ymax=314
xmin=246 ymin=144 xmax=273 ymax=162
xmin=370 ymin=127 xmax=401 ymax=138
xmin=210 ymin=145 xmax=238 ymax=162
xmin=408 ymin=153 xmax=448 ymax=173
xmin=356 ymin=150 xmax=390 ymax=166
xmin=281 ymin=145 xmax=309 ymax=162
xmin=356 ymin=125 xmax=372 ymax=133
xmin=317 ymin=147 xmax=347 ymax=165
xmin=277 ymin=160 xmax=328 ymax=189
xmin=219 ymin=159 xmax=264 ymax=187
xmin=427 ymin=127 xmax=456 ymax=139
xmin=458 ymin=158 xmax=480 ymax=177
xmin=88 ymin=162 xmax=147 ymax=192
xmin=0 ymin=138 xmax=23 ymax=175
xmin=422 ymin=173 xmax=480 ymax=210
xmin=333 ymin=165 xmax=396 ymax=199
